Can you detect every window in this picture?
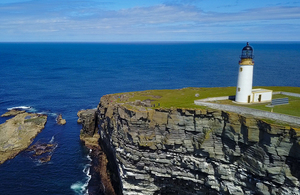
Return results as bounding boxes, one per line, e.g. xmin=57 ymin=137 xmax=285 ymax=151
xmin=240 ymin=67 xmax=243 ymax=72
xmin=238 ymin=88 xmax=240 ymax=92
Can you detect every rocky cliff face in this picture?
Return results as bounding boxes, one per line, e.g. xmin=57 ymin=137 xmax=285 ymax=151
xmin=80 ymin=94 xmax=300 ymax=195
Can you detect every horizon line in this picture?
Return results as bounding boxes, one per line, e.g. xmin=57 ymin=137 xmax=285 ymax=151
xmin=1 ymin=40 xmax=300 ymax=44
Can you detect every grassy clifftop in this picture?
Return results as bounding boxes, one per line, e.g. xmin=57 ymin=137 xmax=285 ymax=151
xmin=112 ymin=86 xmax=300 ymax=117
xmin=115 ymin=87 xmax=236 ymax=108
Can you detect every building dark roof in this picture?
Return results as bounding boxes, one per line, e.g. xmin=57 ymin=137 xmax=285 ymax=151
xmin=242 ymin=42 xmax=253 ymax=51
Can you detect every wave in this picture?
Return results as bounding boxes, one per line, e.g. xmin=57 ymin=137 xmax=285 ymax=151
xmin=49 ymin=136 xmax=55 ymax=144
xmin=37 ymin=111 xmax=58 ymax=117
xmin=7 ymin=106 xmax=38 ymax=114
xmin=71 ymin=150 xmax=92 ymax=195
xmin=8 ymin=106 xmax=33 ymax=111
xmin=7 ymin=106 xmax=60 ymax=119
xmin=87 ymin=149 xmax=92 ymax=161
xmin=70 ymin=181 xmax=87 ymax=195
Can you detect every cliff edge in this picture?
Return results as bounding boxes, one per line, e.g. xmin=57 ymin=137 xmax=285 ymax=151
xmin=79 ymin=89 xmax=300 ymax=195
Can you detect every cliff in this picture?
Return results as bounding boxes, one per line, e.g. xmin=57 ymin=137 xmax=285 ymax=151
xmin=79 ymin=92 xmax=300 ymax=195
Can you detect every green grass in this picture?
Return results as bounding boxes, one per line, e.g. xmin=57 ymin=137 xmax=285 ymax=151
xmin=115 ymin=87 xmax=236 ymax=109
xmin=113 ymin=86 xmax=300 ymax=117
xmin=24 ymin=116 xmax=47 ymax=125
xmin=259 ymin=86 xmax=300 ymax=94
xmin=242 ymin=94 xmax=300 ymax=117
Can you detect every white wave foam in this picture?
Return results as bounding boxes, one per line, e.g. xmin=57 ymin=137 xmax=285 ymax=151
xmin=8 ymin=106 xmax=32 ymax=110
xmin=37 ymin=111 xmax=57 ymax=117
xmin=49 ymin=136 xmax=55 ymax=143
xmin=8 ymin=106 xmax=59 ymax=119
xmin=70 ymin=182 xmax=87 ymax=195
xmin=87 ymin=154 xmax=92 ymax=162
xmin=71 ymin=180 xmax=89 ymax=195
xmin=83 ymin=152 xmax=92 ymax=194
xmin=83 ymin=164 xmax=92 ymax=182
xmin=7 ymin=106 xmax=38 ymax=113
xmin=71 ymin=151 xmax=92 ymax=195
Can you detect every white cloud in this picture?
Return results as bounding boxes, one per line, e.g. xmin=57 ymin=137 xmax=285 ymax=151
xmin=0 ymin=1 xmax=299 ymax=41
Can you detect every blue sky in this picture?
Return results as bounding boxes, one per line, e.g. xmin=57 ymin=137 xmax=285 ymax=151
xmin=1 ymin=0 xmax=300 ymax=42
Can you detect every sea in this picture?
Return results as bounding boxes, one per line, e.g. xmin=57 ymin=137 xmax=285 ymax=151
xmin=0 ymin=42 xmax=299 ymax=195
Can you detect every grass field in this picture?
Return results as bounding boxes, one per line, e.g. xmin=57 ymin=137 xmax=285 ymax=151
xmin=115 ymin=86 xmax=300 ymax=117
xmin=116 ymin=87 xmax=236 ymax=108
xmin=241 ymin=94 xmax=300 ymax=117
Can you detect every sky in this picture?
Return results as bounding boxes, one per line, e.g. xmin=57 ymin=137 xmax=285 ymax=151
xmin=0 ymin=0 xmax=300 ymax=42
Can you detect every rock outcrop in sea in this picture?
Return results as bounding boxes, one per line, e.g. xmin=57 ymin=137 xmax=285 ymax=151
xmin=0 ymin=110 xmax=47 ymax=165
xmin=26 ymin=141 xmax=57 ymax=163
xmin=56 ymin=114 xmax=66 ymax=125
xmin=79 ymin=93 xmax=300 ymax=195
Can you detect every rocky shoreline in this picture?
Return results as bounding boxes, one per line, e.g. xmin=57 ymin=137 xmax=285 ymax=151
xmin=78 ymin=93 xmax=300 ymax=195
xmin=0 ymin=110 xmax=47 ymax=165
xmin=78 ymin=109 xmax=119 ymax=195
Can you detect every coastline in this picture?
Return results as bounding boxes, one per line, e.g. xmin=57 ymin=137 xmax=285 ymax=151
xmin=80 ymin=134 xmax=117 ymax=195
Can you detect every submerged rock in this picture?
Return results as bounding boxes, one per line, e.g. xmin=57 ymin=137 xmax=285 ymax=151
xmin=26 ymin=142 xmax=57 ymax=163
xmin=39 ymin=155 xmax=52 ymax=163
xmin=0 ymin=112 xmax=47 ymax=165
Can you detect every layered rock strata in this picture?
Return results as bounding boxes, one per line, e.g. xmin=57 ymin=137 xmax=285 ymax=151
xmin=80 ymin=95 xmax=300 ymax=195
xmin=0 ymin=111 xmax=47 ymax=165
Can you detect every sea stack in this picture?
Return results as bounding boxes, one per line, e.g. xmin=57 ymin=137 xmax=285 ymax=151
xmin=56 ymin=114 xmax=66 ymax=125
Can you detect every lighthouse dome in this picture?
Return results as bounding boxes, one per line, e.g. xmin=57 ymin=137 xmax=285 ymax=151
xmin=241 ymin=42 xmax=254 ymax=59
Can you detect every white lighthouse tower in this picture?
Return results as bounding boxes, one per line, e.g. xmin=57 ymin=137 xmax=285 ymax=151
xmin=235 ymin=42 xmax=254 ymax=103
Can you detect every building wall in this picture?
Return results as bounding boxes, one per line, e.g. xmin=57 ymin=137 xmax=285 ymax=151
xmin=252 ymin=91 xmax=272 ymax=103
xmin=235 ymin=65 xmax=253 ymax=103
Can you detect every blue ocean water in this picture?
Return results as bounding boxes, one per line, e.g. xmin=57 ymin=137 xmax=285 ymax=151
xmin=0 ymin=42 xmax=299 ymax=195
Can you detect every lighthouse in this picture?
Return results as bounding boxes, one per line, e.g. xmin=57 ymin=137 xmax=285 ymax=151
xmin=235 ymin=42 xmax=254 ymax=103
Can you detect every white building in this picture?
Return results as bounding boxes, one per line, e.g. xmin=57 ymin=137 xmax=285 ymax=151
xmin=235 ymin=42 xmax=272 ymax=104
xmin=251 ymin=88 xmax=273 ymax=103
